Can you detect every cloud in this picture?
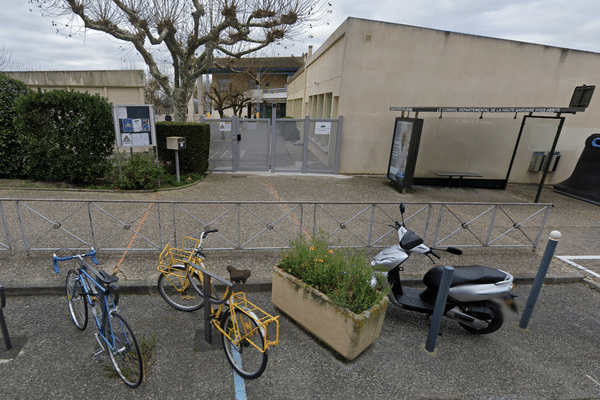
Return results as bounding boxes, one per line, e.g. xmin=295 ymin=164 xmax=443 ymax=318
xmin=3 ymin=0 xmax=600 ymax=70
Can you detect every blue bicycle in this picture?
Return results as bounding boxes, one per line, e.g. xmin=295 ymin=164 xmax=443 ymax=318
xmin=53 ymin=248 xmax=143 ymax=388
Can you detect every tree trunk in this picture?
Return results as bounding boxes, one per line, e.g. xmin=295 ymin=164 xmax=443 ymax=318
xmin=172 ymin=86 xmax=193 ymax=122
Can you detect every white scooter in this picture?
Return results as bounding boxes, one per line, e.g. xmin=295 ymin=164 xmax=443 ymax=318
xmin=370 ymin=204 xmax=518 ymax=334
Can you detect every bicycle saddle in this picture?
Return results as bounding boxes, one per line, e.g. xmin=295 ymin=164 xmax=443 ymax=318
xmin=98 ymin=269 xmax=119 ymax=285
xmin=227 ymin=265 xmax=251 ymax=284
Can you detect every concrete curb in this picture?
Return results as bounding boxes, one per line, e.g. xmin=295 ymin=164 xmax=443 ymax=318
xmin=2 ymin=274 xmax=584 ymax=297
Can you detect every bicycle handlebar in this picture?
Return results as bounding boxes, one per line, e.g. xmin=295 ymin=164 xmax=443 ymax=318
xmin=201 ymin=229 xmax=218 ymax=239
xmin=52 ymin=248 xmax=99 ymax=273
xmin=194 ymin=229 xmax=219 ymax=258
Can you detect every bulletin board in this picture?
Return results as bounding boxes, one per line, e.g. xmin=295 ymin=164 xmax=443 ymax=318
xmin=113 ymin=104 xmax=157 ymax=148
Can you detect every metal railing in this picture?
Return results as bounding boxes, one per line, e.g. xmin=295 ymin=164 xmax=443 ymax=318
xmin=0 ymin=199 xmax=552 ymax=254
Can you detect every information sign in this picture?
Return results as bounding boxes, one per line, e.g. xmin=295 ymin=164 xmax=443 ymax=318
xmin=113 ymin=104 xmax=157 ymax=148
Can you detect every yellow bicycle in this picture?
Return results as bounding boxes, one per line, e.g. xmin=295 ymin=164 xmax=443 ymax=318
xmin=156 ymin=232 xmax=215 ymax=311
xmin=157 ymin=230 xmax=279 ymax=379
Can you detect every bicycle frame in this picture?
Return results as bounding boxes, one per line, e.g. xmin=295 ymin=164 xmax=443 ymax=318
xmin=74 ymin=264 xmax=117 ymax=343
xmin=56 ymin=252 xmax=123 ymax=355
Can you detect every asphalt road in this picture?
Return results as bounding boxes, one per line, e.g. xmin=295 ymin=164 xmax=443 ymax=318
xmin=1 ymin=284 xmax=600 ymax=400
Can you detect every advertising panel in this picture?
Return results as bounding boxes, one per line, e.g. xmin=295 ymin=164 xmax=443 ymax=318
xmin=387 ymin=117 xmax=423 ymax=192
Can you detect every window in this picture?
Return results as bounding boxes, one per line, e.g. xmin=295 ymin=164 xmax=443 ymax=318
xmin=217 ymin=79 xmax=231 ymax=91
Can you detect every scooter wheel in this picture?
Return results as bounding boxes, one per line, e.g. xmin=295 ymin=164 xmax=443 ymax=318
xmin=459 ymin=301 xmax=503 ymax=335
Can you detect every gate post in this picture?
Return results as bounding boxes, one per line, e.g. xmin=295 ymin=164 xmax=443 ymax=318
xmin=232 ymin=116 xmax=239 ymax=172
xmin=271 ymin=104 xmax=277 ymax=172
xmin=334 ymin=116 xmax=343 ymax=174
xmin=302 ymin=116 xmax=310 ymax=174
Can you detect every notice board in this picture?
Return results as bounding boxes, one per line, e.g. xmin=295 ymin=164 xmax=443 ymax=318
xmin=113 ymin=104 xmax=157 ymax=148
xmin=387 ymin=117 xmax=423 ymax=192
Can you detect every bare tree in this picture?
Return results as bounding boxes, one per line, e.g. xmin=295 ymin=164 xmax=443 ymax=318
xmin=32 ymin=0 xmax=323 ymax=121
xmin=206 ymin=82 xmax=233 ymax=118
xmin=145 ymin=75 xmax=173 ymax=114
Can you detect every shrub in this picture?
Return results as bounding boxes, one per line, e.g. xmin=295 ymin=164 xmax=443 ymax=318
xmin=155 ymin=122 xmax=210 ymax=175
xmin=117 ymin=153 xmax=164 ymax=190
xmin=277 ymin=233 xmax=389 ymax=314
xmin=13 ymin=89 xmax=114 ymax=184
xmin=0 ymin=75 xmax=32 ymax=178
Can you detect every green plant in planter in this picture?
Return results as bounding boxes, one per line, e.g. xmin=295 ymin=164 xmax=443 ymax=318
xmin=277 ymin=234 xmax=389 ymax=314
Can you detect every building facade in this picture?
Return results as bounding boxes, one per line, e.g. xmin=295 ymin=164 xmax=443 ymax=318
xmin=199 ymin=57 xmax=303 ymax=119
xmin=287 ymin=17 xmax=600 ymax=184
xmin=5 ymin=70 xmax=146 ymax=105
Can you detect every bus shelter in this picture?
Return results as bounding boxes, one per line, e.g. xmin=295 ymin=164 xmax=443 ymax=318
xmin=389 ymin=86 xmax=593 ymax=202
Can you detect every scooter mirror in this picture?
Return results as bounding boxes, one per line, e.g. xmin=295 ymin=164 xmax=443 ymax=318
xmin=445 ymin=247 xmax=463 ymax=255
xmin=399 ymin=203 xmax=405 ymax=214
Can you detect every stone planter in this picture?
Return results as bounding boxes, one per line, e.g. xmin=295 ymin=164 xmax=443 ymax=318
xmin=271 ymin=266 xmax=389 ymax=361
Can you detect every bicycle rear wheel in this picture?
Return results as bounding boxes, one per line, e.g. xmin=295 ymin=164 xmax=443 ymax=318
xmin=158 ymin=265 xmax=204 ymax=311
xmin=66 ymin=269 xmax=87 ymax=330
xmin=105 ymin=312 xmax=143 ymax=388
xmin=221 ymin=309 xmax=268 ymax=380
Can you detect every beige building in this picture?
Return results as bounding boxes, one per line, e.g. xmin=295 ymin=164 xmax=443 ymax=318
xmin=287 ymin=17 xmax=600 ymax=184
xmin=4 ymin=70 xmax=146 ymax=105
xmin=196 ymin=57 xmax=303 ymax=119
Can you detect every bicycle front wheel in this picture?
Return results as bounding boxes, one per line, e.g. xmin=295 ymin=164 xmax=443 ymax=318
xmin=66 ymin=270 xmax=87 ymax=330
xmin=105 ymin=312 xmax=143 ymax=388
xmin=221 ymin=309 xmax=268 ymax=380
xmin=158 ymin=265 xmax=204 ymax=311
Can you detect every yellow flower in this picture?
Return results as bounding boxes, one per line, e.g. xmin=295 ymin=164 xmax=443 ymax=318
xmin=310 ymin=246 xmax=315 ymax=251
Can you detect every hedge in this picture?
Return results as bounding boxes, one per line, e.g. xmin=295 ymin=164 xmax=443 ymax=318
xmin=13 ymin=89 xmax=114 ymax=183
xmin=156 ymin=122 xmax=210 ymax=176
xmin=0 ymin=75 xmax=32 ymax=178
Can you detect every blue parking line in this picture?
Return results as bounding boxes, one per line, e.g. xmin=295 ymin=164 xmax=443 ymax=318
xmin=232 ymin=344 xmax=247 ymax=400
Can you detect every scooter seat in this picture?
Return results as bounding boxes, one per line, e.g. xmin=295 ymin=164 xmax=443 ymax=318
xmin=423 ymin=265 xmax=507 ymax=288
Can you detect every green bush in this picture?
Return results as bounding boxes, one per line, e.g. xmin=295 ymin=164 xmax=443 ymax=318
xmin=156 ymin=122 xmax=210 ymax=175
xmin=0 ymin=75 xmax=32 ymax=178
xmin=117 ymin=153 xmax=164 ymax=190
xmin=13 ymin=89 xmax=114 ymax=184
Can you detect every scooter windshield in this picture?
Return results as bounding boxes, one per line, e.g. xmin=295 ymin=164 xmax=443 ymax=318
xmin=400 ymin=230 xmax=424 ymax=250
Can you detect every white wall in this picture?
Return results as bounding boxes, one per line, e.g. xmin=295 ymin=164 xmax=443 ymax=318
xmin=6 ymin=70 xmax=146 ymax=105
xmin=288 ymin=18 xmax=600 ymax=183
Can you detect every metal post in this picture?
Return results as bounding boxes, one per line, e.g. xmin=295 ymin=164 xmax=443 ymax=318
xmin=203 ymin=271 xmax=212 ymax=344
xmin=0 ymin=285 xmax=12 ymax=350
xmin=333 ymin=116 xmax=343 ymax=174
xmin=535 ymin=116 xmax=565 ymax=203
xmin=302 ymin=116 xmax=310 ymax=174
xmin=426 ymin=266 xmax=454 ymax=352
xmin=271 ymin=104 xmax=277 ymax=173
xmin=519 ymin=231 xmax=561 ymax=329
xmin=504 ymin=114 xmax=528 ymax=190
xmin=174 ymin=150 xmax=180 ymax=182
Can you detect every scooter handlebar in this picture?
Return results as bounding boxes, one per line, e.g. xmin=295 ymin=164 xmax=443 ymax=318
xmin=429 ymin=250 xmax=441 ymax=259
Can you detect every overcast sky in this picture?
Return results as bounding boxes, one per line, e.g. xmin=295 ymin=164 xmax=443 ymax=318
xmin=2 ymin=0 xmax=600 ymax=72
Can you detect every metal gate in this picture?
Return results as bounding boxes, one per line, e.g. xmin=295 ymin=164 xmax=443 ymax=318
xmin=204 ymin=115 xmax=343 ymax=174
